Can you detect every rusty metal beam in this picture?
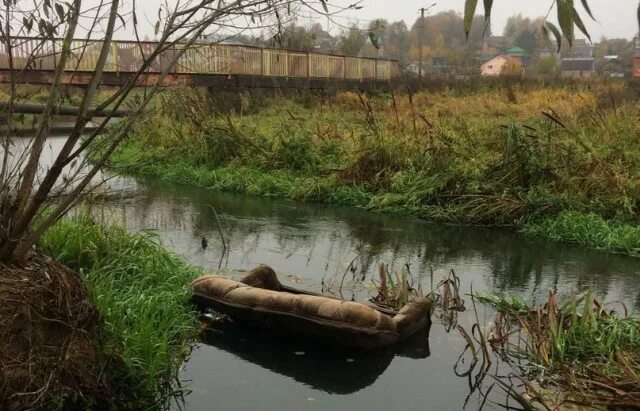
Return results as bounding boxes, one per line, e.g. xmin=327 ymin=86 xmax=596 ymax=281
xmin=0 ymin=101 xmax=130 ymax=117
xmin=0 ymin=69 xmax=392 ymax=91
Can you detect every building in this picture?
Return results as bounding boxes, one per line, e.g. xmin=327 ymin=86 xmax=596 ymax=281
xmin=405 ymin=61 xmax=427 ymax=75
xmin=504 ymin=46 xmax=530 ymax=64
xmin=560 ymin=58 xmax=595 ymax=78
xmin=564 ymin=39 xmax=593 ymax=58
xmin=404 ymin=57 xmax=449 ymax=76
xmin=480 ymin=54 xmax=524 ymax=76
xmin=633 ymin=37 xmax=640 ymax=78
xmin=601 ymin=55 xmax=625 ymax=78
xmin=540 ymin=40 xmax=560 ymax=58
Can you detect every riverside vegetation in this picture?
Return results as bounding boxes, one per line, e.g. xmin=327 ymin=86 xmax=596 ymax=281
xmin=107 ymin=81 xmax=640 ymax=256
xmin=472 ymin=291 xmax=640 ymax=408
xmin=0 ymin=213 xmax=201 ymax=409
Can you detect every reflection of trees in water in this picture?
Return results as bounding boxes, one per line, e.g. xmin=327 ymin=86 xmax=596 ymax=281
xmin=102 ymin=179 xmax=640 ymax=311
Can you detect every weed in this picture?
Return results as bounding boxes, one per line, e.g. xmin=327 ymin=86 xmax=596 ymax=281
xmin=39 ymin=213 xmax=201 ymax=409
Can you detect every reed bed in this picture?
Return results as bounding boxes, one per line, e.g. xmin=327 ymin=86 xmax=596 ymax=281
xmin=473 ymin=291 xmax=640 ymax=409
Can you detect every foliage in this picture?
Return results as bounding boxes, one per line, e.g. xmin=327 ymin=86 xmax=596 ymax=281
xmin=480 ymin=291 xmax=640 ymax=408
xmin=370 ymin=262 xmax=423 ymax=311
xmin=501 ymin=58 xmax=524 ymax=76
xmin=39 ymin=214 xmax=201 ymax=409
xmin=530 ymin=55 xmax=558 ymax=76
xmin=465 ymin=0 xmax=602 ymax=50
xmin=522 ymin=211 xmax=640 ymax=256
xmin=0 ymin=0 xmax=316 ymax=264
xmin=338 ymin=25 xmax=367 ymax=56
xmin=110 ymin=82 xmax=640 ymax=255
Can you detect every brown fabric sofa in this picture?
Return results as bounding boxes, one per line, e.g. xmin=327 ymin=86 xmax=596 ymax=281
xmin=190 ymin=265 xmax=432 ymax=350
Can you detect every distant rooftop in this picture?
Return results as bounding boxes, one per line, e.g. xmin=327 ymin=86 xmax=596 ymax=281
xmin=506 ymin=46 xmax=529 ymax=57
xmin=560 ymin=58 xmax=595 ymax=71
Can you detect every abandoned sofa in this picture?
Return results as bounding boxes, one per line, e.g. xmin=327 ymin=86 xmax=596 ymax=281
xmin=190 ymin=265 xmax=432 ymax=350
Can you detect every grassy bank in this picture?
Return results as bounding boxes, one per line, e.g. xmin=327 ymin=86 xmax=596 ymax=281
xmin=39 ymin=214 xmax=201 ymax=409
xmin=107 ymin=82 xmax=640 ymax=255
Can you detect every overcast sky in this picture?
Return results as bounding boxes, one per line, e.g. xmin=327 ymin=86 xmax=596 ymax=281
xmin=115 ymin=0 xmax=639 ymax=41
xmin=334 ymin=0 xmax=639 ymax=40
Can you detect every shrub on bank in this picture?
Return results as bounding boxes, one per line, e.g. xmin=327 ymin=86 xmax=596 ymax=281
xmin=39 ymin=214 xmax=201 ymax=409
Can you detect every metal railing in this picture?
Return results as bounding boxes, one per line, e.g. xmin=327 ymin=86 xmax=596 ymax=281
xmin=0 ymin=37 xmax=399 ymax=81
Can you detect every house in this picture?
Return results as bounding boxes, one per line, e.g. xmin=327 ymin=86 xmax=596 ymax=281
xmin=480 ymin=54 xmax=524 ymax=76
xmin=565 ymin=39 xmax=593 ymax=58
xmin=405 ymin=61 xmax=427 ymax=75
xmin=633 ymin=37 xmax=640 ymax=78
xmin=505 ymin=46 xmax=530 ymax=64
xmin=560 ymin=58 xmax=595 ymax=78
xmin=601 ymin=55 xmax=625 ymax=78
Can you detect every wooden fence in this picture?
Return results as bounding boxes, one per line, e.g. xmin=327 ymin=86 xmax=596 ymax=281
xmin=0 ymin=37 xmax=399 ymax=81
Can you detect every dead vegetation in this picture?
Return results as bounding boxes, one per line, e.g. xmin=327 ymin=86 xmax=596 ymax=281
xmin=0 ymin=253 xmax=111 ymax=410
xmin=483 ymin=291 xmax=640 ymax=409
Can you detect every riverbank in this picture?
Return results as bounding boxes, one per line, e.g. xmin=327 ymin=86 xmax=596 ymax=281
xmin=1 ymin=214 xmax=201 ymax=409
xmin=108 ymin=83 xmax=640 ymax=256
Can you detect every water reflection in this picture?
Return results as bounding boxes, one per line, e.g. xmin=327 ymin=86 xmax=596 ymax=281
xmin=104 ymin=178 xmax=640 ymax=312
xmin=199 ymin=324 xmax=430 ymax=395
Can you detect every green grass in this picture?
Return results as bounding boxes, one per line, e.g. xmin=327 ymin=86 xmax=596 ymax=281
xmin=39 ymin=213 xmax=201 ymax=409
xmin=103 ymin=85 xmax=640 ymax=256
xmin=522 ymin=211 xmax=640 ymax=257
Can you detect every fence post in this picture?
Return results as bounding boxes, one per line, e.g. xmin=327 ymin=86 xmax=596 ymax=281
xmin=285 ymin=51 xmax=289 ymax=78
xmin=306 ymin=51 xmax=310 ymax=79
xmin=374 ymin=59 xmax=378 ymax=80
xmin=112 ymin=41 xmax=119 ymax=74
xmin=343 ymin=55 xmax=346 ymax=79
xmin=260 ymin=48 xmax=264 ymax=76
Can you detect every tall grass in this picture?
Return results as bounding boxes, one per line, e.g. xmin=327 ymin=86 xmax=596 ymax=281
xmin=108 ymin=82 xmax=640 ymax=255
xmin=39 ymin=213 xmax=201 ymax=409
xmin=477 ymin=292 xmax=640 ymax=408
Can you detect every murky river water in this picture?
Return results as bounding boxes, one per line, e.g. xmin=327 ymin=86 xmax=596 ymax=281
xmin=14 ymin=137 xmax=640 ymax=410
xmin=104 ymin=178 xmax=640 ymax=411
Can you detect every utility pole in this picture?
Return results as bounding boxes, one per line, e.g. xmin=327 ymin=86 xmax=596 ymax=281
xmin=418 ymin=7 xmax=425 ymax=77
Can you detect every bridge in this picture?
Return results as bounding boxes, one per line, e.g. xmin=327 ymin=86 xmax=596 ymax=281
xmin=0 ymin=37 xmax=400 ymax=90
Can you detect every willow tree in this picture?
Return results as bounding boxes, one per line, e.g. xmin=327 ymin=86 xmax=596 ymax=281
xmin=464 ymin=0 xmax=640 ymax=49
xmin=0 ymin=0 xmax=343 ymax=263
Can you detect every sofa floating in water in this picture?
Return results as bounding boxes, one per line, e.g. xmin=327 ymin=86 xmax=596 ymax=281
xmin=190 ymin=265 xmax=432 ymax=350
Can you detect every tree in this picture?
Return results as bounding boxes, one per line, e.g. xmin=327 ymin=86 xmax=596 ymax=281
xmin=502 ymin=58 xmax=524 ymax=76
xmin=0 ymin=0 xmax=332 ymax=263
xmin=338 ymin=25 xmax=366 ymax=56
xmin=464 ymin=0 xmax=632 ymax=50
xmin=531 ymin=56 xmax=558 ymax=76
xmin=274 ymin=24 xmax=318 ymax=50
xmin=384 ymin=21 xmax=411 ymax=63
xmin=408 ymin=11 xmax=488 ymax=71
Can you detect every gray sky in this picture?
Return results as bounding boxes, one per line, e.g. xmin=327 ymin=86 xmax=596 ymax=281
xmin=111 ymin=0 xmax=638 ymax=41
xmin=335 ymin=0 xmax=639 ymax=40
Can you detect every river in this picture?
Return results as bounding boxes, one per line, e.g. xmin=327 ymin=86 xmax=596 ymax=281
xmin=13 ymin=136 xmax=640 ymax=410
